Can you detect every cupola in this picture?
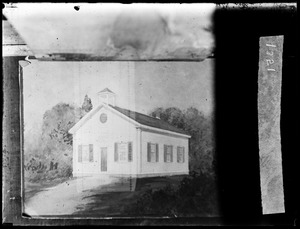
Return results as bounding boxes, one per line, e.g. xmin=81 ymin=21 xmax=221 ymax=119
xmin=97 ymin=88 xmax=116 ymax=106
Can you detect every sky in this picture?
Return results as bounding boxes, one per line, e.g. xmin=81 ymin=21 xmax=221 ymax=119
xmin=23 ymin=59 xmax=214 ymax=137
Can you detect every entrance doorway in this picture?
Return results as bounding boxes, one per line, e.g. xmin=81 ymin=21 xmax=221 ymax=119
xmin=101 ymin=147 xmax=107 ymax=172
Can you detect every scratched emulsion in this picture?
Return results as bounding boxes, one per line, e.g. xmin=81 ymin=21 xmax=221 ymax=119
xmin=258 ymin=36 xmax=285 ymax=214
xmin=3 ymin=4 xmax=215 ymax=61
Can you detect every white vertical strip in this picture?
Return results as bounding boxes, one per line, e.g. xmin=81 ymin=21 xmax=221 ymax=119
xmin=258 ymin=36 xmax=285 ymax=214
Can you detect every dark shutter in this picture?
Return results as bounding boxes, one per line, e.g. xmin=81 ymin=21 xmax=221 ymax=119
xmin=170 ymin=146 xmax=173 ymax=162
xmin=114 ymin=142 xmax=118 ymax=162
xmin=147 ymin=143 xmax=151 ymax=162
xmin=78 ymin=145 xmax=82 ymax=162
xmin=128 ymin=142 xmax=132 ymax=162
xmin=89 ymin=144 xmax=93 ymax=162
xmin=156 ymin=144 xmax=159 ymax=162
xmin=164 ymin=145 xmax=167 ymax=162
xmin=177 ymin=146 xmax=180 ymax=163
xmin=183 ymin=147 xmax=185 ymax=163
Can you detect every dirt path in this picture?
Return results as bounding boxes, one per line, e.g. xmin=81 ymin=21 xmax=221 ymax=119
xmin=24 ymin=176 xmax=118 ymax=216
xmin=24 ymin=175 xmax=185 ymax=216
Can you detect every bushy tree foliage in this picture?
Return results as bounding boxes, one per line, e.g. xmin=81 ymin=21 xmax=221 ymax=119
xmin=125 ymin=172 xmax=219 ymax=217
xmin=41 ymin=103 xmax=84 ymax=147
xmin=151 ymin=107 xmax=185 ymax=129
xmin=25 ymin=97 xmax=89 ymax=183
xmin=82 ymin=94 xmax=93 ymax=113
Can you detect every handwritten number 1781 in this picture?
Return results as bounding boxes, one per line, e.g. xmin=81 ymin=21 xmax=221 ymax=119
xmin=266 ymin=43 xmax=276 ymax=71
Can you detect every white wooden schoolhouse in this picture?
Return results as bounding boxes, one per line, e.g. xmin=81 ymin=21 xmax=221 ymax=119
xmin=69 ymin=88 xmax=191 ymax=178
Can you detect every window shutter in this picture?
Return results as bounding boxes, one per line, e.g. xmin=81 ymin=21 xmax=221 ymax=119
xmin=128 ymin=142 xmax=132 ymax=162
xmin=114 ymin=142 xmax=118 ymax=162
xmin=164 ymin=145 xmax=167 ymax=162
xmin=183 ymin=147 xmax=185 ymax=163
xmin=78 ymin=145 xmax=82 ymax=162
xmin=171 ymin=146 xmax=173 ymax=162
xmin=147 ymin=143 xmax=151 ymax=162
xmin=89 ymin=144 xmax=93 ymax=162
xmin=156 ymin=144 xmax=159 ymax=162
xmin=177 ymin=146 xmax=180 ymax=163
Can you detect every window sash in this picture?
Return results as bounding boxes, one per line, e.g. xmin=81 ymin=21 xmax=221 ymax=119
xmin=79 ymin=145 xmax=93 ymax=163
xmin=115 ymin=142 xmax=132 ymax=162
xmin=177 ymin=146 xmax=185 ymax=163
xmin=147 ymin=143 xmax=158 ymax=162
xmin=119 ymin=151 xmax=127 ymax=161
xmin=164 ymin=145 xmax=173 ymax=163
xmin=82 ymin=145 xmax=89 ymax=162
xmin=150 ymin=151 xmax=156 ymax=162
xmin=118 ymin=142 xmax=128 ymax=162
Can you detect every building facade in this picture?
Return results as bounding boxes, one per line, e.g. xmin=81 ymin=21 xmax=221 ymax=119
xmin=69 ymin=88 xmax=191 ymax=178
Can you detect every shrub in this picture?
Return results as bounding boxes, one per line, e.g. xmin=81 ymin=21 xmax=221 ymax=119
xmin=125 ymin=173 xmax=220 ymax=217
xmin=24 ymin=150 xmax=73 ymax=183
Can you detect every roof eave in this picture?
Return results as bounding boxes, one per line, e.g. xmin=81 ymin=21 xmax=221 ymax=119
xmin=68 ymin=103 xmax=105 ymax=134
xmin=69 ymin=103 xmax=141 ymax=134
xmin=138 ymin=124 xmax=191 ymax=139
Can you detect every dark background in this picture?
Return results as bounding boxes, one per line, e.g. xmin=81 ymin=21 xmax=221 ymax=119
xmin=214 ymin=6 xmax=298 ymax=225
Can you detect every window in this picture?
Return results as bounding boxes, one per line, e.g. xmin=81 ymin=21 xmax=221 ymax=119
xmin=114 ymin=142 xmax=132 ymax=162
xmin=164 ymin=145 xmax=173 ymax=163
xmin=78 ymin=144 xmax=93 ymax=163
xmin=177 ymin=146 xmax=185 ymax=163
xmin=100 ymin=113 xmax=107 ymax=123
xmin=147 ymin=143 xmax=159 ymax=162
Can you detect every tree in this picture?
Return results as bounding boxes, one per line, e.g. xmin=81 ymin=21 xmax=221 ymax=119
xmin=149 ymin=107 xmax=184 ymax=129
xmin=41 ymin=103 xmax=84 ymax=147
xmin=39 ymin=103 xmax=84 ymax=176
xmin=149 ymin=107 xmax=165 ymax=120
xmin=82 ymin=94 xmax=93 ymax=113
xmin=25 ymin=95 xmax=94 ymax=182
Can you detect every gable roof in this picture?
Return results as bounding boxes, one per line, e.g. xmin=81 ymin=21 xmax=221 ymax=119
xmin=109 ymin=105 xmax=189 ymax=135
xmin=69 ymin=103 xmax=190 ymax=137
xmin=98 ymin=88 xmax=115 ymax=94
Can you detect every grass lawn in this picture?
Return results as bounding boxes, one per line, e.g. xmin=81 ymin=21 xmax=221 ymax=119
xmin=72 ymin=175 xmax=188 ymax=216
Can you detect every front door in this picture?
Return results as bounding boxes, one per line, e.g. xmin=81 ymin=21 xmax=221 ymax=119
xmin=101 ymin=147 xmax=107 ymax=172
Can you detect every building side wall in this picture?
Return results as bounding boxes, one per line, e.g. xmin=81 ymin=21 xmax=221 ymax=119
xmin=73 ymin=107 xmax=138 ymax=176
xmin=140 ymin=130 xmax=189 ymax=176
